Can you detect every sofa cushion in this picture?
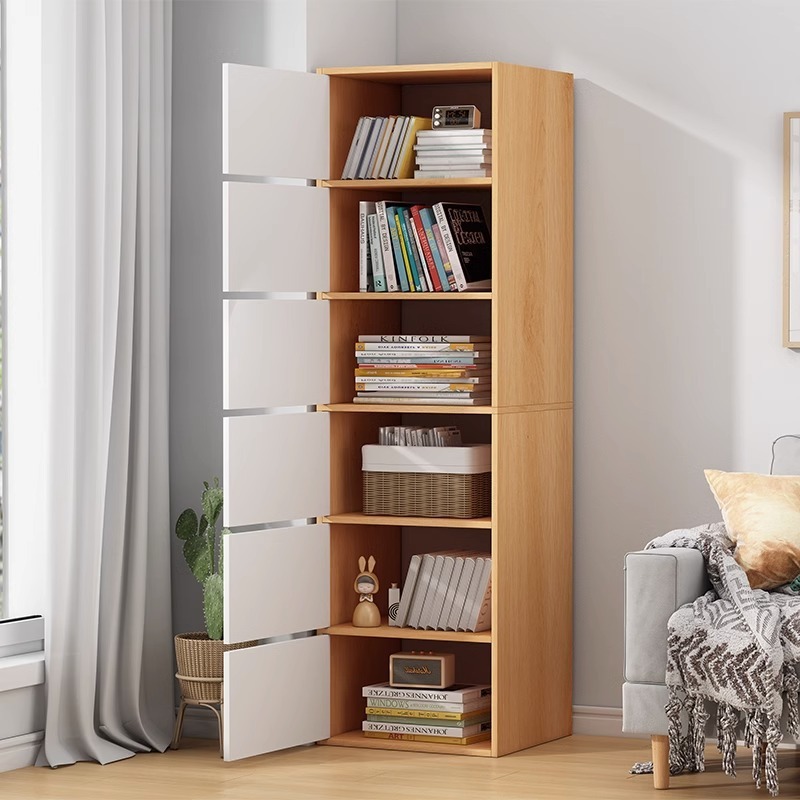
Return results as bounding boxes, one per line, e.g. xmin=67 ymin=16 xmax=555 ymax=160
xmin=705 ymin=469 xmax=800 ymax=589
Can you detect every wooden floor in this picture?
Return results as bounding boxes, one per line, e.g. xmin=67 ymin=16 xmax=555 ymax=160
xmin=3 ymin=736 xmax=800 ymax=799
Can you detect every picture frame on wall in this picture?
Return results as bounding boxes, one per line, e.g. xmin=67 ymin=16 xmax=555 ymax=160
xmin=784 ymin=112 xmax=800 ymax=347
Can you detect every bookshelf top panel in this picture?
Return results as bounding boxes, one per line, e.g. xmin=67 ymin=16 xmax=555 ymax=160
xmin=318 ymin=62 xmax=495 ymax=84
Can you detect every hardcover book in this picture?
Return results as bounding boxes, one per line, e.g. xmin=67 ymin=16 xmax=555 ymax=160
xmin=363 ymin=683 xmax=491 ymax=703
xmin=433 ymin=203 xmax=492 ymax=290
xmin=364 ymin=696 xmax=491 ymax=713
xmin=364 ymin=706 xmax=491 ymax=721
xmin=362 ymin=720 xmax=491 ymax=737
xmin=363 ymin=731 xmax=491 ymax=745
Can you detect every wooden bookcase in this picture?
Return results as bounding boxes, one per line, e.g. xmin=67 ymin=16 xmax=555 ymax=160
xmin=220 ymin=60 xmax=571 ymax=763
xmin=313 ymin=62 xmax=573 ymax=758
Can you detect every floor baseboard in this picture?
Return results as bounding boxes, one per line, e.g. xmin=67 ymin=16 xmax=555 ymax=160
xmin=0 ymin=732 xmax=42 ymax=773
xmin=572 ymin=705 xmax=640 ymax=738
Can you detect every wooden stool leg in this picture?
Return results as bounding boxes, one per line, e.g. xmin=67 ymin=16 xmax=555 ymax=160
xmin=652 ymin=735 xmax=670 ymax=790
xmin=171 ymin=699 xmax=188 ymax=750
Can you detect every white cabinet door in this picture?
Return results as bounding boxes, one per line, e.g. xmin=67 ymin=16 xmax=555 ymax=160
xmin=223 ymin=413 xmax=330 ymax=527
xmin=224 ymin=299 xmax=329 ymax=409
xmin=224 ymin=636 xmax=330 ymax=760
xmin=223 ymin=64 xmax=329 ymax=179
xmin=223 ymin=524 xmax=330 ymax=644
xmin=224 ymin=183 xmax=329 ymax=292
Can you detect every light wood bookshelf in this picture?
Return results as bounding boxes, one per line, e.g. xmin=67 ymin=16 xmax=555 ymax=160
xmin=314 ymin=61 xmax=573 ymax=759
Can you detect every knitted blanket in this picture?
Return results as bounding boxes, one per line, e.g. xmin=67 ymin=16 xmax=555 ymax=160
xmin=632 ymin=523 xmax=800 ymax=796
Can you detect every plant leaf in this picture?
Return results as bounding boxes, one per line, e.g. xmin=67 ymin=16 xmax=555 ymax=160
xmin=204 ymin=573 xmax=224 ymax=640
xmin=220 ymin=528 xmax=230 ymax=577
xmin=183 ymin=534 xmax=212 ymax=585
xmin=201 ymin=482 xmax=224 ymax=530
xmin=175 ymin=508 xmax=198 ymax=541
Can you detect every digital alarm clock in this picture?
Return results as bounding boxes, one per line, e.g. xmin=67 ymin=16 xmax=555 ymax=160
xmin=431 ymin=104 xmax=481 ymax=129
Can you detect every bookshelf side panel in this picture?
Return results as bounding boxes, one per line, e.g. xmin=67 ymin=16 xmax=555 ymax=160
xmin=492 ymin=409 xmax=572 ymax=754
xmin=492 ymin=64 xmax=573 ymax=407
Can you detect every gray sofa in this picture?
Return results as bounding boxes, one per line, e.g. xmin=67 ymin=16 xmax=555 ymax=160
xmin=622 ymin=435 xmax=800 ymax=789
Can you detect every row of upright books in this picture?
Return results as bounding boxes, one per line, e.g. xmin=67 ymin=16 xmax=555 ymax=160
xmin=358 ymin=201 xmax=491 ymax=293
xmin=390 ymin=550 xmax=492 ymax=632
xmin=354 ymin=335 xmax=491 ymax=406
xmin=377 ymin=425 xmax=462 ymax=447
xmin=414 ymin=128 xmax=492 ymax=179
xmin=342 ymin=115 xmax=431 ymax=180
xmin=362 ymin=682 xmax=491 ymax=746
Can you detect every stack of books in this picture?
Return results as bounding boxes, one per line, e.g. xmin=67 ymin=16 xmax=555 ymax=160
xmin=414 ymin=128 xmax=492 ymax=179
xmin=342 ymin=116 xmax=431 ymax=180
xmin=378 ymin=425 xmax=462 ymax=446
xmin=392 ymin=550 xmax=492 ymax=632
xmin=358 ymin=201 xmax=491 ymax=293
xmin=354 ymin=335 xmax=491 ymax=406
xmin=362 ymin=682 xmax=491 ymax=745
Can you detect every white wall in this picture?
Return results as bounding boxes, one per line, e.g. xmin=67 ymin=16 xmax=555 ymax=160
xmin=398 ymin=0 xmax=800 ymax=710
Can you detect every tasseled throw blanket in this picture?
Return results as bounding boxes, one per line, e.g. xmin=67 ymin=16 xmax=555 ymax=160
xmin=630 ymin=523 xmax=800 ymax=796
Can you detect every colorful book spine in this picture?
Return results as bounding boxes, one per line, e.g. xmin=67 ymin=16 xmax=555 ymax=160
xmin=365 ymin=713 xmax=491 ymax=727
xmin=358 ymin=335 xmax=489 ymax=343
xmin=431 ymin=218 xmax=457 ymax=290
xmin=407 ymin=209 xmax=433 ymax=291
xmin=392 ymin=212 xmax=415 ymax=292
xmin=356 ymin=342 xmax=481 ymax=351
xmin=364 ymin=705 xmax=490 ymax=719
xmin=366 ymin=215 xmax=382 ymax=292
xmin=355 ymin=370 xmax=485 ymax=378
xmin=419 ymin=208 xmax=451 ymax=292
xmin=411 ymin=206 xmax=442 ymax=291
xmin=364 ymin=697 xmax=491 ymax=713
xmin=433 ymin=203 xmax=468 ymax=291
xmin=397 ymin=210 xmax=423 ymax=291
xmin=375 ymin=201 xmax=400 ymax=292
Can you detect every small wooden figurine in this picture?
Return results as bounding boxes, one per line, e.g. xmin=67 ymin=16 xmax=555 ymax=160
xmin=353 ymin=555 xmax=380 ymax=627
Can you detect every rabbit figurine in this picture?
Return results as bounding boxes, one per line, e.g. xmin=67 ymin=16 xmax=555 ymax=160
xmin=352 ymin=555 xmax=381 ymax=627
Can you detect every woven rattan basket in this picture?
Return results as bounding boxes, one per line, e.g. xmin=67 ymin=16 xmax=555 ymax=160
xmin=174 ymin=632 xmax=256 ymax=703
xmin=363 ymin=470 xmax=491 ymax=518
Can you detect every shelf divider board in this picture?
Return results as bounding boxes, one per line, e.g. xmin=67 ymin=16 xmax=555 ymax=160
xmin=319 ymin=62 xmax=495 ymax=84
xmin=319 ymin=403 xmax=493 ymax=415
xmin=320 ymin=620 xmax=491 ymax=644
xmin=321 ymin=292 xmax=492 ymax=301
xmin=492 ymin=407 xmax=573 ymax=756
xmin=321 ymin=178 xmax=492 ymax=190
xmin=319 ymin=729 xmax=492 ymax=757
xmin=323 ymin=512 xmax=491 ymax=529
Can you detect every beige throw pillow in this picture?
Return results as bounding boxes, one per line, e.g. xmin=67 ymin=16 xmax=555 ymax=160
xmin=705 ymin=469 xmax=800 ymax=590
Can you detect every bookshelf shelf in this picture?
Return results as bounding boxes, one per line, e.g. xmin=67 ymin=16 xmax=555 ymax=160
xmin=320 ymin=178 xmax=492 ymax=190
xmin=317 ymin=403 xmax=492 ymax=415
xmin=323 ymin=512 xmax=492 ymax=529
xmin=320 ymin=292 xmax=492 ymax=301
xmin=319 ymin=729 xmax=493 ymax=757
xmin=319 ymin=620 xmax=492 ymax=644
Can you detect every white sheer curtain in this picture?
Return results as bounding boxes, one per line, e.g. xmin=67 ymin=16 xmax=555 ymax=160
xmin=37 ymin=0 xmax=174 ymax=766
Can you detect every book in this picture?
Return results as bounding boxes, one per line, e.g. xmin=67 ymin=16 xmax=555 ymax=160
xmin=353 ymin=396 xmax=491 ymax=406
xmin=419 ymin=207 xmax=452 ymax=292
xmin=430 ymin=217 xmax=457 ymax=290
xmin=371 ymin=116 xmax=398 ymax=179
xmin=364 ymin=696 xmax=491 ymax=713
xmin=394 ymin=116 xmax=432 ymax=178
xmin=362 ymin=683 xmax=492 ymax=703
xmin=406 ymin=208 xmax=433 ymax=291
xmin=366 ymin=214 xmax=383 ymax=292
xmin=418 ymin=553 xmax=448 ymax=629
xmin=473 ymin=566 xmax=492 ymax=633
xmin=397 ymin=209 xmax=424 ymax=291
xmin=385 ymin=116 xmax=410 ymax=178
xmin=375 ymin=201 xmax=400 ymax=292
xmin=356 ymin=342 xmax=483 ymax=351
xmin=393 ymin=211 xmax=417 ymax=291
xmin=356 ymin=376 xmax=489 ymax=386
xmin=406 ymin=553 xmax=437 ymax=628
xmin=341 ymin=116 xmax=366 ymax=179
xmin=416 ymin=156 xmax=493 ymax=166
xmin=358 ymin=335 xmax=490 ymax=343
xmin=366 ymin=712 xmax=491 ymax=728
xmin=447 ymin=555 xmax=480 ymax=630
xmin=356 ymin=356 xmax=491 ymax=365
xmin=414 ymin=143 xmax=492 ymax=153
xmin=356 ymin=370 xmax=490 ymax=379
xmin=363 ymin=730 xmax=491 ymax=745
xmin=351 ymin=117 xmax=377 ymax=179
xmin=437 ymin=555 xmax=466 ymax=630
xmin=395 ymin=554 xmax=422 ymax=627
xmin=433 ymin=203 xmax=489 ymax=291
xmin=410 ymin=206 xmax=443 ymax=291
xmin=362 ymin=720 xmax=491 ymax=737
xmin=427 ymin=553 xmax=457 ymax=629
xmin=459 ymin=556 xmax=492 ymax=632
xmin=359 ymin=202 xmax=378 ymax=292
xmin=360 ymin=117 xmax=386 ymax=178
xmin=417 ymin=129 xmax=492 ymax=142
xmin=415 ymin=169 xmax=491 ymax=179
xmin=356 ymin=386 xmax=489 ymax=395
xmin=364 ymin=706 xmax=490 ymax=720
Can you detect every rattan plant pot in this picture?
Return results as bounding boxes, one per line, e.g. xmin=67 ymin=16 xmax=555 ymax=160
xmin=174 ymin=632 xmax=256 ymax=703
xmin=363 ymin=470 xmax=491 ymax=518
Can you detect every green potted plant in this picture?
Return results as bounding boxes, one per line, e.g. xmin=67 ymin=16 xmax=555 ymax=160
xmin=173 ymin=478 xmax=254 ymax=704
